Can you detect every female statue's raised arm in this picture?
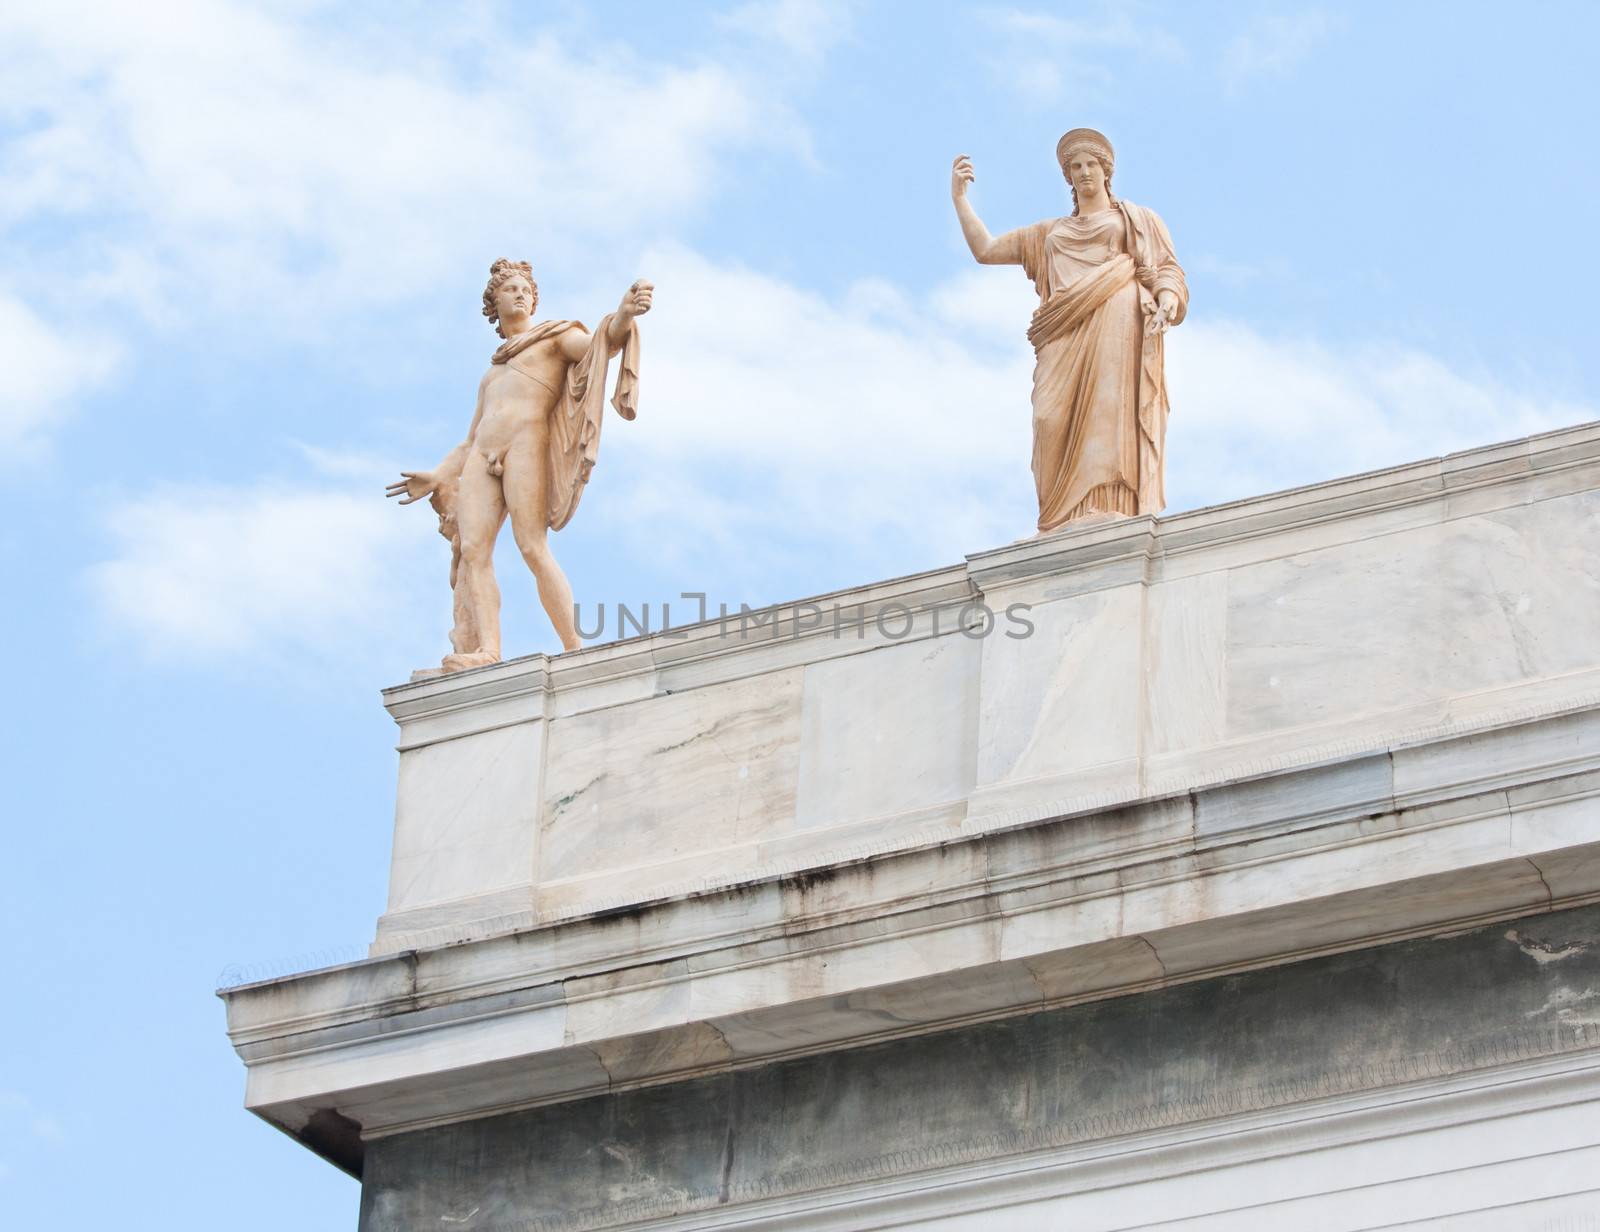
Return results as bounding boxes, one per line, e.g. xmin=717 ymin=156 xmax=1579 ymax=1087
xmin=951 ymin=155 xmax=1020 ymax=266
xmin=947 ymin=156 xmax=1011 ymax=264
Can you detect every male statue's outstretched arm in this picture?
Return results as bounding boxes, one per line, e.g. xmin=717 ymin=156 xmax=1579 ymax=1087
xmin=385 ymin=389 xmax=488 ymax=509
xmin=556 ymin=279 xmax=655 ymax=363
xmin=385 ymin=443 xmax=465 ymax=509
xmin=607 ymin=279 xmax=653 ymax=346
xmin=951 ymin=155 xmax=1017 ymax=266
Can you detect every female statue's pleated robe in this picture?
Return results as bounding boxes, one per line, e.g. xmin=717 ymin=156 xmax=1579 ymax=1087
xmin=996 ymin=203 xmax=1186 ymax=531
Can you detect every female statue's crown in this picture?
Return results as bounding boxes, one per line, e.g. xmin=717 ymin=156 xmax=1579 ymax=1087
xmin=1056 ymin=127 xmax=1114 ymax=172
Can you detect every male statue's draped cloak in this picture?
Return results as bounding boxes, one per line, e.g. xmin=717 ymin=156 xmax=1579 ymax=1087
xmin=492 ymin=314 xmax=641 ymax=531
xmin=996 ymin=202 xmax=1186 ymax=531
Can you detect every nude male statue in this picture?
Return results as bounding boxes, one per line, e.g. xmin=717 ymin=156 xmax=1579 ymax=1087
xmin=388 ymin=258 xmax=652 ymax=671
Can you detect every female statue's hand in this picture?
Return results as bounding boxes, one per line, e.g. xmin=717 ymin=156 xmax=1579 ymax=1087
xmin=951 ymin=155 xmax=975 ymax=200
xmin=386 ymin=471 xmax=436 ymax=505
xmin=1146 ymin=290 xmax=1180 ymax=336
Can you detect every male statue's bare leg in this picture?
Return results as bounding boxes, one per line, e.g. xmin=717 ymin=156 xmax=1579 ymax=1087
xmin=445 ymin=536 xmax=480 ymax=656
xmin=516 ymin=525 xmax=579 ymax=651
xmin=502 ymin=435 xmax=581 ymax=652
xmin=448 ymin=452 xmax=508 ymax=668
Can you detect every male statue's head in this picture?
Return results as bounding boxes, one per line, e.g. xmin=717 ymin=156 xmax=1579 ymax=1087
xmin=482 ymin=258 xmax=539 ymax=339
xmin=1056 ymin=128 xmax=1115 ymax=215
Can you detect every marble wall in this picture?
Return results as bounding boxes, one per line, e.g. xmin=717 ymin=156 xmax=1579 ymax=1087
xmin=386 ymin=719 xmax=543 ymax=917
xmin=375 ymin=424 xmax=1600 ymax=946
xmin=1222 ymin=487 xmax=1600 ymax=738
xmin=222 ymin=427 xmax=1600 ymax=1227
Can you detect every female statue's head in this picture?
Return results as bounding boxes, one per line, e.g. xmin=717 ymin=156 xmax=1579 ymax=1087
xmin=482 ymin=258 xmax=539 ymax=338
xmin=1056 ymin=128 xmax=1115 ymax=215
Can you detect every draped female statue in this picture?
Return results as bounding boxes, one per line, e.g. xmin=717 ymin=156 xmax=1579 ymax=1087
xmin=952 ymin=130 xmax=1187 ymax=532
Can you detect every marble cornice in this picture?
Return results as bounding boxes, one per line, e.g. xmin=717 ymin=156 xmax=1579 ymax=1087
xmin=222 ymin=699 xmax=1600 ymax=1149
xmin=232 ymin=702 xmax=1600 ymax=1043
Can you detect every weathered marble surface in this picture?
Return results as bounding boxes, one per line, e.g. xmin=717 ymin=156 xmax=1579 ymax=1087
xmin=386 ymin=720 xmax=543 ymax=915
xmin=1224 ymin=487 xmax=1600 ymax=738
xmin=221 ymin=424 xmax=1600 ymax=1219
xmin=1140 ymin=569 xmax=1228 ymax=756
xmin=357 ymin=904 xmax=1600 ymax=1231
xmin=225 ymin=700 xmax=1600 ymax=1161
xmin=795 ymin=635 xmax=977 ymax=834
xmin=539 ymin=669 xmax=804 ymax=886
xmin=375 ymin=422 xmax=1600 ymax=946
xmin=975 ymin=582 xmax=1142 ymax=790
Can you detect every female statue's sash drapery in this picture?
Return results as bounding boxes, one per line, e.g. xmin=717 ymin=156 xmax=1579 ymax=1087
xmin=998 ymin=202 xmax=1186 ymax=531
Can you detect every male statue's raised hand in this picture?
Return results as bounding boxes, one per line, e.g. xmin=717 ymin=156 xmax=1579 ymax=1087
xmin=619 ymin=279 xmax=654 ymax=320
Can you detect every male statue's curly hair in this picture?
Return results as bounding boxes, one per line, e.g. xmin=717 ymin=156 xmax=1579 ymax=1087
xmin=482 ymin=258 xmax=538 ymax=338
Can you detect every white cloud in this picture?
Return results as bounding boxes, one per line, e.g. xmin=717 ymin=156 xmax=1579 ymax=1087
xmin=987 ymin=6 xmax=1185 ymax=106
xmin=290 ymin=441 xmax=408 ymax=484
xmin=83 ymin=248 xmax=1593 ymax=663
xmin=0 ymin=1 xmax=809 ymax=329
xmin=719 ymin=0 xmax=855 ymax=61
xmin=1165 ymin=320 xmax=1592 ymax=508
xmin=1188 ymin=253 xmax=1289 ymax=289
xmin=0 ymin=1089 xmax=64 ymax=1179
xmin=607 ymin=245 xmax=1038 ymax=569
xmin=79 ymin=250 xmax=1034 ymax=666
xmin=78 ymin=246 xmax=1037 ymax=663
xmin=0 ymin=0 xmax=825 ymax=452
xmin=608 ymin=247 xmax=1591 ymax=580
xmin=84 ymin=481 xmax=433 ymax=663
xmin=1221 ymin=11 xmax=1339 ymax=92
xmin=0 ymin=291 xmax=118 ymax=455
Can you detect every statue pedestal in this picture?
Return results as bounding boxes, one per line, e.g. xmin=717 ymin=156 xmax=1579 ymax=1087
xmin=222 ymin=422 xmax=1600 ymax=1227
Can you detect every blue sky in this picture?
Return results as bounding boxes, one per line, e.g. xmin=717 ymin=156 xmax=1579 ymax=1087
xmin=4 ymin=1 xmax=1599 ymax=1226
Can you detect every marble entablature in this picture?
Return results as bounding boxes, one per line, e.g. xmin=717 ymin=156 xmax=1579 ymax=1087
xmin=218 ymin=423 xmax=1600 ymax=1188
